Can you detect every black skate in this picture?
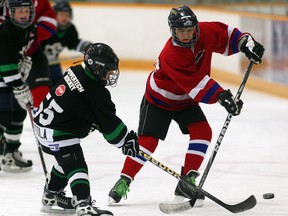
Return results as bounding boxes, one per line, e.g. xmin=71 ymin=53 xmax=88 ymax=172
xmin=174 ymin=170 xmax=205 ymax=207
xmin=72 ymin=196 xmax=113 ymax=216
xmin=40 ymin=186 xmax=75 ymax=214
xmin=1 ymin=150 xmax=32 ymax=172
xmin=108 ymin=175 xmax=132 ymax=205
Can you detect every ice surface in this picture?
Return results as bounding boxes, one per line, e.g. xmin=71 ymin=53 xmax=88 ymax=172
xmin=1 ymin=71 xmax=287 ymax=216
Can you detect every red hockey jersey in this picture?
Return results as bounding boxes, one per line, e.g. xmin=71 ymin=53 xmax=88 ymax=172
xmin=145 ymin=22 xmax=244 ymax=111
xmin=26 ymin=0 xmax=57 ymax=55
xmin=32 ymin=0 xmax=56 ymax=42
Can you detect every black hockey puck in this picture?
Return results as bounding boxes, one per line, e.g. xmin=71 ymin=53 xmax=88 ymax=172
xmin=263 ymin=193 xmax=274 ymax=199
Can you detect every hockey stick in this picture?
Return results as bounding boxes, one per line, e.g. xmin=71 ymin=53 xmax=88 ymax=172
xmin=161 ymin=61 xmax=255 ymax=213
xmin=198 ymin=61 xmax=254 ymax=188
xmin=49 ymin=55 xmax=82 ymax=66
xmin=139 ymin=150 xmax=256 ymax=213
xmin=26 ymin=104 xmax=48 ymax=176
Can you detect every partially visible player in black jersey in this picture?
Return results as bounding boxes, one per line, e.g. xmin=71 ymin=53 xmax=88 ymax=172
xmin=0 ymin=0 xmax=7 ymax=22
xmin=0 ymin=0 xmax=35 ymax=171
xmin=42 ymin=1 xmax=91 ymax=85
xmin=33 ymin=43 xmax=139 ymax=216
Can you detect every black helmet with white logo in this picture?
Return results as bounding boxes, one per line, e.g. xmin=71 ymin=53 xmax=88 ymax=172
xmin=168 ymin=5 xmax=200 ymax=47
xmin=84 ymin=43 xmax=119 ymax=86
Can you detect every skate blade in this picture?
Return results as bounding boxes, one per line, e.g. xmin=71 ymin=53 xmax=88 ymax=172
xmin=1 ymin=164 xmax=32 ymax=172
xmin=107 ymin=197 xmax=117 ymax=206
xmin=40 ymin=205 xmax=75 ymax=214
xmin=164 ymin=195 xmax=204 ymax=207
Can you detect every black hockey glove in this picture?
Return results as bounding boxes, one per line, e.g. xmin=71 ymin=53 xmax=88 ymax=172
xmin=218 ymin=89 xmax=243 ymax=116
xmin=238 ymin=34 xmax=264 ymax=64
xmin=121 ymin=130 xmax=139 ymax=157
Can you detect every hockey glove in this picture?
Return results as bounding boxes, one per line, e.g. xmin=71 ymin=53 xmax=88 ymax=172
xmin=121 ymin=130 xmax=139 ymax=157
xmin=218 ymin=89 xmax=243 ymax=116
xmin=13 ymin=84 xmax=33 ymax=110
xmin=238 ymin=34 xmax=264 ymax=64
xmin=19 ymin=56 xmax=32 ymax=81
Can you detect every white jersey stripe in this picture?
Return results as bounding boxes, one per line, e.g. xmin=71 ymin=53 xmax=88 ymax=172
xmin=3 ymin=73 xmax=22 ymax=83
xmin=188 ymin=75 xmax=210 ymax=99
xmin=37 ymin=16 xmax=57 ymax=27
xmin=150 ymin=71 xmax=190 ymax=101
xmin=223 ymin=26 xmax=234 ymax=56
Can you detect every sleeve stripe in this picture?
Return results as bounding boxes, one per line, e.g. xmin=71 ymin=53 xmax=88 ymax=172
xmin=201 ymin=82 xmax=220 ymax=103
xmin=0 ymin=64 xmax=18 ymax=72
xmin=37 ymin=16 xmax=57 ymax=27
xmin=103 ymin=122 xmax=126 ymax=141
xmin=188 ymin=75 xmax=210 ymax=99
xmin=224 ymin=26 xmax=242 ymax=55
xmin=223 ymin=25 xmax=234 ymax=56
xmin=231 ymin=29 xmax=242 ymax=53
xmin=38 ymin=22 xmax=56 ymax=35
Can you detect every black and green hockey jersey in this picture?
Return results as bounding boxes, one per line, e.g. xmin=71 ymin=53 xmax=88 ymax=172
xmin=0 ymin=19 xmax=30 ymax=92
xmin=33 ymin=64 xmax=128 ymax=147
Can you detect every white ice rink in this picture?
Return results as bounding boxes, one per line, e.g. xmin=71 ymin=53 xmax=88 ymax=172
xmin=0 ymin=70 xmax=288 ymax=216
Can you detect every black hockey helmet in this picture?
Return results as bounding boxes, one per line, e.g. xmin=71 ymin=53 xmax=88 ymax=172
xmin=84 ymin=43 xmax=120 ymax=87
xmin=168 ymin=5 xmax=199 ymax=47
xmin=53 ymin=1 xmax=72 ymax=14
xmin=53 ymin=1 xmax=72 ymax=29
xmin=7 ymin=0 xmax=35 ymax=28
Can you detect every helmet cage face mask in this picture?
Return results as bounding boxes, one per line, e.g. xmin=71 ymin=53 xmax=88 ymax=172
xmin=8 ymin=0 xmax=35 ymax=28
xmin=168 ymin=5 xmax=200 ymax=47
xmin=94 ymin=62 xmax=120 ymax=87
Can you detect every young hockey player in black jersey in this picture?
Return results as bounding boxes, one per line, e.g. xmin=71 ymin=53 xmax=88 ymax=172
xmin=0 ymin=0 xmax=35 ymax=171
xmin=0 ymin=0 xmax=57 ymax=171
xmin=33 ymin=43 xmax=139 ymax=216
xmin=42 ymin=0 xmax=91 ymax=85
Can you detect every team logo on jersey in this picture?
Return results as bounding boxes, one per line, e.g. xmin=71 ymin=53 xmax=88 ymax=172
xmin=55 ymin=84 xmax=66 ymax=96
xmin=195 ymin=49 xmax=205 ymax=63
xmin=64 ymin=69 xmax=85 ymax=92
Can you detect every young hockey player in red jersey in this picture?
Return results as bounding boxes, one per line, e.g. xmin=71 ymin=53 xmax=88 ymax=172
xmin=25 ymin=0 xmax=57 ymax=107
xmin=33 ymin=43 xmax=139 ymax=216
xmin=108 ymin=5 xmax=264 ymax=206
xmin=0 ymin=0 xmax=56 ymax=171
xmin=0 ymin=0 xmax=35 ymax=171
xmin=42 ymin=1 xmax=91 ymax=85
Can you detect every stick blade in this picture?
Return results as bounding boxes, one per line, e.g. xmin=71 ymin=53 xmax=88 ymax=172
xmin=159 ymin=201 xmax=192 ymax=214
xmin=225 ymin=195 xmax=257 ymax=213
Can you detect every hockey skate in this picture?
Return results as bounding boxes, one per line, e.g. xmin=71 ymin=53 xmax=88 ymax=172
xmin=107 ymin=175 xmax=131 ymax=205
xmin=173 ymin=170 xmax=205 ymax=207
xmin=40 ymin=186 xmax=75 ymax=214
xmin=1 ymin=150 xmax=32 ymax=172
xmin=72 ymin=196 xmax=113 ymax=216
